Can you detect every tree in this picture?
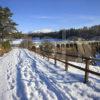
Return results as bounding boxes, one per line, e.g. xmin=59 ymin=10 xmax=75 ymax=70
xmin=39 ymin=40 xmax=54 ymax=57
xmin=19 ymin=39 xmax=33 ymax=49
xmin=0 ymin=7 xmax=17 ymax=41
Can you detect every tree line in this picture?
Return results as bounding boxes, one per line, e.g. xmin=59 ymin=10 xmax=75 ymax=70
xmin=28 ymin=25 xmax=100 ymax=40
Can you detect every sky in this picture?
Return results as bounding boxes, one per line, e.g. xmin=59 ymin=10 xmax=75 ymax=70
xmin=0 ymin=0 xmax=100 ymax=33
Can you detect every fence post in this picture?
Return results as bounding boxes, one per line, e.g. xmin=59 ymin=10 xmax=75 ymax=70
xmin=54 ymin=53 xmax=57 ymax=65
xmin=65 ymin=56 xmax=68 ymax=71
xmin=48 ymin=54 xmax=49 ymax=61
xmin=42 ymin=51 xmax=44 ymax=59
xmin=84 ymin=59 xmax=90 ymax=83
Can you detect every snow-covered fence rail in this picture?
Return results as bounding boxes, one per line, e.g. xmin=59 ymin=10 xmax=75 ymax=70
xmin=40 ymin=50 xmax=100 ymax=83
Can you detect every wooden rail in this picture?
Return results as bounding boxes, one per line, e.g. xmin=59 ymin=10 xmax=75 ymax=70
xmin=39 ymin=50 xmax=100 ymax=83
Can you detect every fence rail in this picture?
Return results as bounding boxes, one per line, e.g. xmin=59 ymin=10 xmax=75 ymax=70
xmin=38 ymin=50 xmax=100 ymax=83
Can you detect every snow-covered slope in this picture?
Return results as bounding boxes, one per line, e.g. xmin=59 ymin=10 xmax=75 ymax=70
xmin=0 ymin=48 xmax=100 ymax=100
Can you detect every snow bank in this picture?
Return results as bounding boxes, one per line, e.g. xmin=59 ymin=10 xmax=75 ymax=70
xmin=0 ymin=48 xmax=100 ymax=100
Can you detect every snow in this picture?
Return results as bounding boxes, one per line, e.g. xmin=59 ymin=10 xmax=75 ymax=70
xmin=11 ymin=39 xmax=23 ymax=45
xmin=0 ymin=48 xmax=100 ymax=100
xmin=95 ymin=53 xmax=100 ymax=66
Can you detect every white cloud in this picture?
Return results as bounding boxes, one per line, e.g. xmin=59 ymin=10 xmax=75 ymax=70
xmin=31 ymin=15 xmax=100 ymax=23
xmin=33 ymin=28 xmax=53 ymax=33
xmin=31 ymin=15 xmax=61 ymax=20
xmin=77 ymin=15 xmax=99 ymax=21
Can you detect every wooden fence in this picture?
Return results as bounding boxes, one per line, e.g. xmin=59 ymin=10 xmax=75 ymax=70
xmin=39 ymin=50 xmax=100 ymax=83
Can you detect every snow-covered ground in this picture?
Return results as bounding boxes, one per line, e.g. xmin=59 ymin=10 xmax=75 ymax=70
xmin=0 ymin=48 xmax=100 ymax=100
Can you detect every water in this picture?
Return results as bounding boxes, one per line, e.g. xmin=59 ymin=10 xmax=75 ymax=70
xmin=32 ymin=38 xmax=63 ymax=43
xmin=11 ymin=38 xmax=64 ymax=45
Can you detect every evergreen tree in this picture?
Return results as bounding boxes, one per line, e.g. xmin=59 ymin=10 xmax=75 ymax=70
xmin=0 ymin=7 xmax=17 ymax=41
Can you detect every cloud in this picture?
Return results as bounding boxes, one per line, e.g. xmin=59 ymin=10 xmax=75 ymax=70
xmin=70 ymin=14 xmax=100 ymax=21
xmin=31 ymin=15 xmax=100 ymax=23
xmin=33 ymin=28 xmax=53 ymax=33
xmin=31 ymin=15 xmax=61 ymax=20
xmin=77 ymin=15 xmax=100 ymax=21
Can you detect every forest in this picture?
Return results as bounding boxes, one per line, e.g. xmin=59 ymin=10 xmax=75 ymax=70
xmin=28 ymin=25 xmax=100 ymax=40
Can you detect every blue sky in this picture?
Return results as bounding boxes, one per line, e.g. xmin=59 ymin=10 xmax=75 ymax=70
xmin=0 ymin=0 xmax=100 ymax=33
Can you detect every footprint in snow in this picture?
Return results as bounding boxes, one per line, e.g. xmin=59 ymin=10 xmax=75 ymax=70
xmin=24 ymin=72 xmax=28 ymax=77
xmin=12 ymin=79 xmax=15 ymax=83
xmin=10 ymin=84 xmax=14 ymax=90
xmin=8 ymin=82 xmax=14 ymax=90
xmin=7 ymin=69 xmax=9 ymax=72
xmin=7 ymin=75 xmax=10 ymax=80
xmin=10 ymin=72 xmax=12 ymax=75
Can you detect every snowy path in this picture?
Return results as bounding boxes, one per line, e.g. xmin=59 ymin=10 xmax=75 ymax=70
xmin=0 ymin=48 xmax=100 ymax=100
